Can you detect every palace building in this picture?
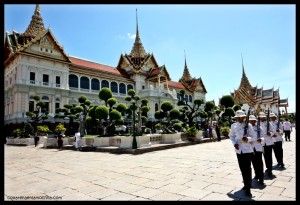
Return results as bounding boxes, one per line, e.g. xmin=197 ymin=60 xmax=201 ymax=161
xmin=4 ymin=5 xmax=207 ymax=124
xmin=231 ymin=61 xmax=288 ymax=115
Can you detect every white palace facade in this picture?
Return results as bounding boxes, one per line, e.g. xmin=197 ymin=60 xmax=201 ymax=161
xmin=4 ymin=5 xmax=207 ymax=124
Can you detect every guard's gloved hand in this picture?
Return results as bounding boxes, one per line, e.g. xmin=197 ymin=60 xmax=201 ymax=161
xmin=234 ymin=144 xmax=239 ymax=150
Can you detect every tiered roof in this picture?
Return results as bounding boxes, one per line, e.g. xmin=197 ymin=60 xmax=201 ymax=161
xmin=233 ymin=60 xmax=287 ymax=108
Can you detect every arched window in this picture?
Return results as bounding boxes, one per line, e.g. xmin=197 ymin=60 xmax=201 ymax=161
xmin=69 ymin=74 xmax=78 ymax=88
xmin=41 ymin=96 xmax=49 ymax=112
xmin=42 ymin=96 xmax=49 ymax=101
xmin=189 ymin=95 xmax=192 ymax=102
xmin=101 ymin=80 xmax=109 ymax=88
xmin=127 ymin=84 xmax=133 ymax=93
xmin=111 ymin=82 xmax=118 ymax=93
xmin=155 ymin=103 xmax=159 ymax=112
xmin=29 ymin=96 xmax=35 ymax=112
xmin=80 ymin=76 xmax=89 ymax=89
xmin=119 ymin=83 xmax=126 ymax=94
xmin=91 ymin=78 xmax=100 ymax=91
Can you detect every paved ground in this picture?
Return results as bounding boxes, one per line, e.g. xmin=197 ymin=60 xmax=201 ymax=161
xmin=5 ymin=131 xmax=295 ymax=201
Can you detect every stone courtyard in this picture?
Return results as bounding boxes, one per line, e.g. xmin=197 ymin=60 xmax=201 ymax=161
xmin=5 ymin=131 xmax=295 ymax=201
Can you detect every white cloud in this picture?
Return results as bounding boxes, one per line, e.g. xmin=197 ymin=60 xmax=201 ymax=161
xmin=127 ymin=33 xmax=136 ymax=40
xmin=116 ymin=33 xmax=136 ymax=41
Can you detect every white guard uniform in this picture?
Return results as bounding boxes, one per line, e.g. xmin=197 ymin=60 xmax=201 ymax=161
xmin=271 ymin=121 xmax=283 ymax=143
xmin=251 ymin=124 xmax=264 ymax=152
xmin=229 ymin=122 xmax=255 ymax=154
xmin=260 ymin=121 xmax=275 ymax=146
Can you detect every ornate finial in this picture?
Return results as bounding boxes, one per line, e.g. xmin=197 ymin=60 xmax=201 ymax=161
xmin=241 ymin=53 xmax=245 ymax=76
xmin=136 ymin=8 xmax=139 ymax=37
xmin=23 ymin=4 xmax=46 ymax=37
xmin=184 ymin=50 xmax=187 ymax=68
xmin=130 ymin=8 xmax=146 ymax=58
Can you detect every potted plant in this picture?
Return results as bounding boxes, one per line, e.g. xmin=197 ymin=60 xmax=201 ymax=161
xmin=185 ymin=126 xmax=197 ymax=142
xmin=220 ymin=126 xmax=230 ymax=138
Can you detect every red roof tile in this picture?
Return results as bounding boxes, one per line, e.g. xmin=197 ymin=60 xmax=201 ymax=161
xmin=69 ymin=56 xmax=122 ymax=76
xmin=168 ymin=81 xmax=185 ymax=89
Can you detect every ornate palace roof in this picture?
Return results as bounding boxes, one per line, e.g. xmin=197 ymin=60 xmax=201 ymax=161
xmin=23 ymin=5 xmax=46 ymax=37
xmin=233 ymin=59 xmax=287 ymax=108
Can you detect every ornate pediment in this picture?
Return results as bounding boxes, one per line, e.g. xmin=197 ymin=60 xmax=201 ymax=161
xmin=23 ymin=31 xmax=70 ymax=62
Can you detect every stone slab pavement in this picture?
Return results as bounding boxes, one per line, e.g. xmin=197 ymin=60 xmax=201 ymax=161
xmin=4 ymin=131 xmax=296 ymax=201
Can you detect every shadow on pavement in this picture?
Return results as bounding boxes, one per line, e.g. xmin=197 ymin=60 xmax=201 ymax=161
xmin=251 ymin=179 xmax=267 ymax=190
xmin=227 ymin=189 xmax=255 ymax=201
xmin=272 ymin=165 xmax=287 ymax=171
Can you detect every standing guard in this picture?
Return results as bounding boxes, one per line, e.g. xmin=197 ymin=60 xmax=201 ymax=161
xmin=270 ymin=113 xmax=285 ymax=168
xmin=259 ymin=110 xmax=276 ymax=178
xmin=249 ymin=115 xmax=265 ymax=185
xmin=229 ymin=110 xmax=255 ymax=198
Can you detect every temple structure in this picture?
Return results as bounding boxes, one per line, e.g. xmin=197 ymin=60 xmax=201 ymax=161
xmin=231 ymin=58 xmax=288 ymax=115
xmin=4 ymin=5 xmax=207 ymax=124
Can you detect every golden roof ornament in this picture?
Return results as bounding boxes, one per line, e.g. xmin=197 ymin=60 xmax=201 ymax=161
xmin=130 ymin=9 xmax=146 ymax=58
xmin=239 ymin=54 xmax=252 ymax=89
xmin=180 ymin=51 xmax=192 ymax=82
xmin=23 ymin=4 xmax=46 ymax=37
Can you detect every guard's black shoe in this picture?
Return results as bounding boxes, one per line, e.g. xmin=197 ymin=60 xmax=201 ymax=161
xmin=245 ymin=190 xmax=252 ymax=198
xmin=267 ymin=173 xmax=276 ymax=178
xmin=258 ymin=180 xmax=265 ymax=185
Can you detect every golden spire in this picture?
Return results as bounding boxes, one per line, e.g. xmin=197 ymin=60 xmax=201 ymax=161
xmin=23 ymin=4 xmax=46 ymax=37
xmin=130 ymin=9 xmax=146 ymax=58
xmin=240 ymin=53 xmax=252 ymax=89
xmin=180 ymin=50 xmax=192 ymax=82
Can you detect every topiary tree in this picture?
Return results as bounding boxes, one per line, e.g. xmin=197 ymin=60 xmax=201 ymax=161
xmin=124 ymin=89 xmax=150 ymax=149
xmin=94 ymin=105 xmax=109 ymax=135
xmin=177 ymin=90 xmax=205 ymax=128
xmin=25 ymin=95 xmax=49 ymax=137
xmin=78 ymin=96 xmax=92 ymax=137
xmin=155 ymin=101 xmax=180 ymax=134
xmin=99 ymin=87 xmax=113 ymax=107
xmin=55 ymin=104 xmax=82 ymax=136
xmin=97 ymin=88 xmax=123 ymax=136
xmin=219 ymin=95 xmax=235 ymax=109
xmin=204 ymin=101 xmax=216 ymax=126
xmin=22 ymin=123 xmax=34 ymax=138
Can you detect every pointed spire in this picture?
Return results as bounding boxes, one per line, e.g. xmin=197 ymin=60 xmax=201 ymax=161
xmin=180 ymin=50 xmax=192 ymax=82
xmin=130 ymin=9 xmax=146 ymax=58
xmin=23 ymin=4 xmax=46 ymax=37
xmin=239 ymin=53 xmax=252 ymax=89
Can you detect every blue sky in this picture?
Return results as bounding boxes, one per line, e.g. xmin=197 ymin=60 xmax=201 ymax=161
xmin=4 ymin=4 xmax=296 ymax=113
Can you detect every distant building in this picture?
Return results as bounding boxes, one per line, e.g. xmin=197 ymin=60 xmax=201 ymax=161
xmin=231 ymin=59 xmax=288 ymax=115
xmin=4 ymin=5 xmax=207 ymax=124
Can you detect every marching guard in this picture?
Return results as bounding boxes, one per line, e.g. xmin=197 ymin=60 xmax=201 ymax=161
xmin=259 ymin=111 xmax=276 ymax=178
xmin=229 ymin=110 xmax=255 ymax=197
xmin=249 ymin=115 xmax=265 ymax=185
xmin=270 ymin=113 xmax=285 ymax=168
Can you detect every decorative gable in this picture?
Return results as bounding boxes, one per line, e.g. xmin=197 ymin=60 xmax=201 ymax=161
xmin=23 ymin=31 xmax=70 ymax=62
